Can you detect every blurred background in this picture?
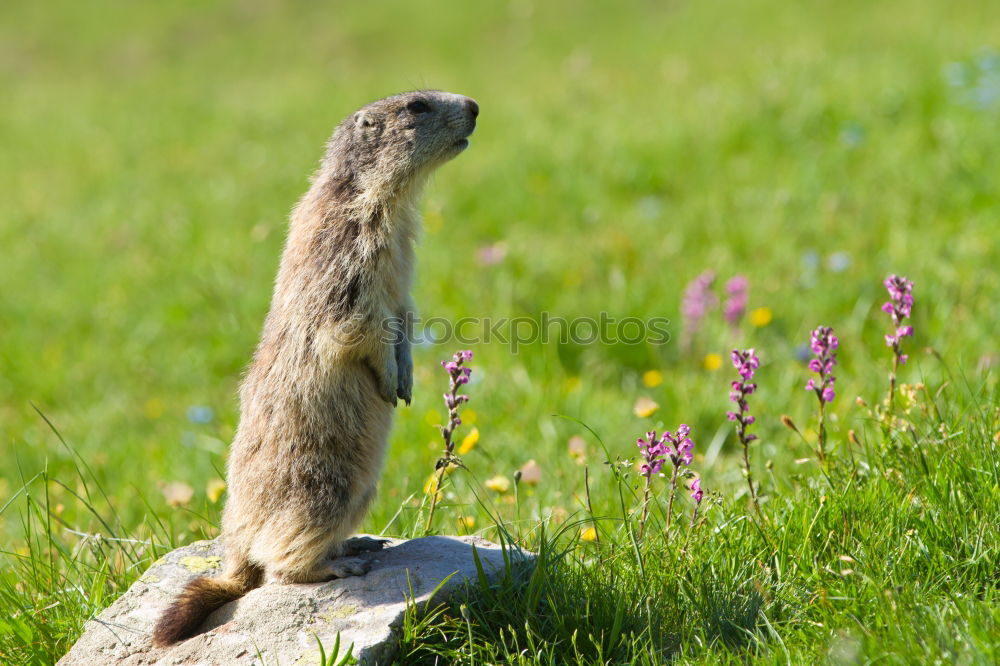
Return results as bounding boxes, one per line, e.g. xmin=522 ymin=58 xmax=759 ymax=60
xmin=1 ymin=0 xmax=998 ymax=545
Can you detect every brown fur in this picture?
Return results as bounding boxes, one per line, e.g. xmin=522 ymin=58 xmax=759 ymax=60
xmin=151 ymin=566 xmax=260 ymax=647
xmin=152 ymin=90 xmax=478 ymax=646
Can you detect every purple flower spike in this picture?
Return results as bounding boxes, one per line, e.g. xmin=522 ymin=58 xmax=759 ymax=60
xmin=427 ymin=350 xmax=475 ymax=532
xmin=681 ymin=270 xmax=718 ymax=349
xmin=882 ymin=275 xmax=915 ymax=362
xmin=723 ymin=275 xmax=749 ymax=328
xmin=731 ymin=349 xmax=760 ymax=381
xmin=691 ymin=477 xmax=704 ymax=505
xmin=729 ymin=349 xmax=761 ymax=507
xmin=636 ymin=425 xmax=697 ymax=477
xmin=804 ymin=327 xmax=838 ymax=465
xmin=636 ymin=430 xmax=667 ymax=477
xmin=805 ymin=326 xmax=838 ymax=404
xmin=636 ymin=423 xmax=700 ymax=536
xmin=882 ymin=274 xmax=915 ymax=410
xmin=635 ymin=423 xmax=699 ymax=538
xmin=438 ymin=350 xmax=474 ymax=454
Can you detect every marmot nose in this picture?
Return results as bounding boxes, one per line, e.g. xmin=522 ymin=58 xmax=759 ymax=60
xmin=465 ymin=98 xmax=479 ymax=119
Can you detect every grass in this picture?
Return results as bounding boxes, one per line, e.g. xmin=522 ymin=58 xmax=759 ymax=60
xmin=1 ymin=0 xmax=998 ymax=663
xmin=388 ymin=376 xmax=999 ymax=664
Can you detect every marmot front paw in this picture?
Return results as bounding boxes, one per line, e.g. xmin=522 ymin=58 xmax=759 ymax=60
xmin=395 ymin=339 xmax=413 ymax=406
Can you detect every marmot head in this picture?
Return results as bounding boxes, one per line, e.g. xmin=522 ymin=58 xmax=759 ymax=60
xmin=322 ymin=90 xmax=478 ymax=201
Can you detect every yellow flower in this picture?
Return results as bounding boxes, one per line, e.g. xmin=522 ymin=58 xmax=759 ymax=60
xmin=580 ymin=527 xmax=598 ymax=542
xmin=458 ymin=516 xmax=476 ymax=530
xmin=423 ymin=474 xmax=441 ymax=496
xmin=206 ymin=479 xmax=226 ymax=503
xmin=633 ymin=396 xmax=660 ymax=418
xmin=642 ymin=370 xmax=663 ymax=388
xmin=703 ymin=353 xmax=723 ymax=371
xmin=143 ymin=398 xmax=164 ymax=420
xmin=750 ymin=307 xmax=773 ymax=327
xmin=485 ymin=475 xmax=511 ymax=493
xmin=458 ymin=427 xmax=480 ymax=455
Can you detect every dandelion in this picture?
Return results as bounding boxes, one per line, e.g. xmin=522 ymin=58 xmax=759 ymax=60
xmin=144 ymin=398 xmax=165 ymax=420
xmin=750 ymin=307 xmax=773 ymax=327
xmin=205 ymin=479 xmax=226 ymax=504
xmin=633 ymin=396 xmax=660 ymax=418
xmin=727 ymin=349 xmax=760 ymax=510
xmin=882 ymin=274 xmax=914 ymax=408
xmin=423 ymin=474 xmax=442 ymax=497
xmin=457 ymin=427 xmax=479 ymax=455
xmin=681 ymin=270 xmax=717 ymax=350
xmin=805 ymin=326 xmax=838 ymax=466
xmin=723 ymin=275 xmax=749 ymax=329
xmin=425 ymin=350 xmax=473 ymax=532
xmin=580 ymin=526 xmax=598 ymax=542
xmin=484 ymin=475 xmax=510 ymax=493
xmin=703 ymin=353 xmax=723 ymax=371
xmin=642 ymin=369 xmax=664 ymax=388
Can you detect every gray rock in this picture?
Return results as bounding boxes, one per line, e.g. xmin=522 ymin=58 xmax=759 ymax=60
xmin=58 ymin=535 xmax=524 ymax=665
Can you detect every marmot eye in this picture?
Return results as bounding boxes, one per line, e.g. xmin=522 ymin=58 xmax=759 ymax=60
xmin=406 ymin=100 xmax=431 ymax=114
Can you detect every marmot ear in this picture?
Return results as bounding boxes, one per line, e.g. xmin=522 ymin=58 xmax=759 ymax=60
xmin=354 ymin=111 xmax=373 ymax=129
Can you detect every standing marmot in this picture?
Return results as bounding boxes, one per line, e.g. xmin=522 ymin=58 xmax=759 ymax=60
xmin=152 ymin=90 xmax=478 ymax=646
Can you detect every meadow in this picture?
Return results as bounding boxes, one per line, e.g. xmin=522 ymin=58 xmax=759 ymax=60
xmin=1 ymin=0 xmax=998 ymax=663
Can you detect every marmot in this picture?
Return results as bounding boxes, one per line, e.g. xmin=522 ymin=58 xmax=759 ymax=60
xmin=152 ymin=90 xmax=478 ymax=647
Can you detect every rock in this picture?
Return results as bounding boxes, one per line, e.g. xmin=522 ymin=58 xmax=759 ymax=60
xmin=58 ymin=535 xmax=525 ymax=665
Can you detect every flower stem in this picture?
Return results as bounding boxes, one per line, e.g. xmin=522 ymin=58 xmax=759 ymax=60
xmin=665 ymin=465 xmax=679 ymax=532
xmin=816 ymin=398 xmax=828 ymax=468
xmin=741 ymin=433 xmax=759 ymax=511
xmin=584 ymin=466 xmax=601 ymax=551
xmin=424 ymin=351 xmax=472 ymax=534
xmin=423 ymin=463 xmax=447 ymax=534
xmin=638 ymin=476 xmax=652 ymax=540
xmin=681 ymin=504 xmax=701 ymax=553
xmin=888 ymin=352 xmax=899 ymax=413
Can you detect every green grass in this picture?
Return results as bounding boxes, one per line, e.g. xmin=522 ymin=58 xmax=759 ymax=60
xmin=1 ymin=0 xmax=998 ymax=663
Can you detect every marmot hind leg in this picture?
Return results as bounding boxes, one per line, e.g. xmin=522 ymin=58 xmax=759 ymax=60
xmin=263 ymin=527 xmax=374 ymax=584
xmin=273 ymin=536 xmax=386 ymax=583
xmin=271 ymin=555 xmax=371 ymax=583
